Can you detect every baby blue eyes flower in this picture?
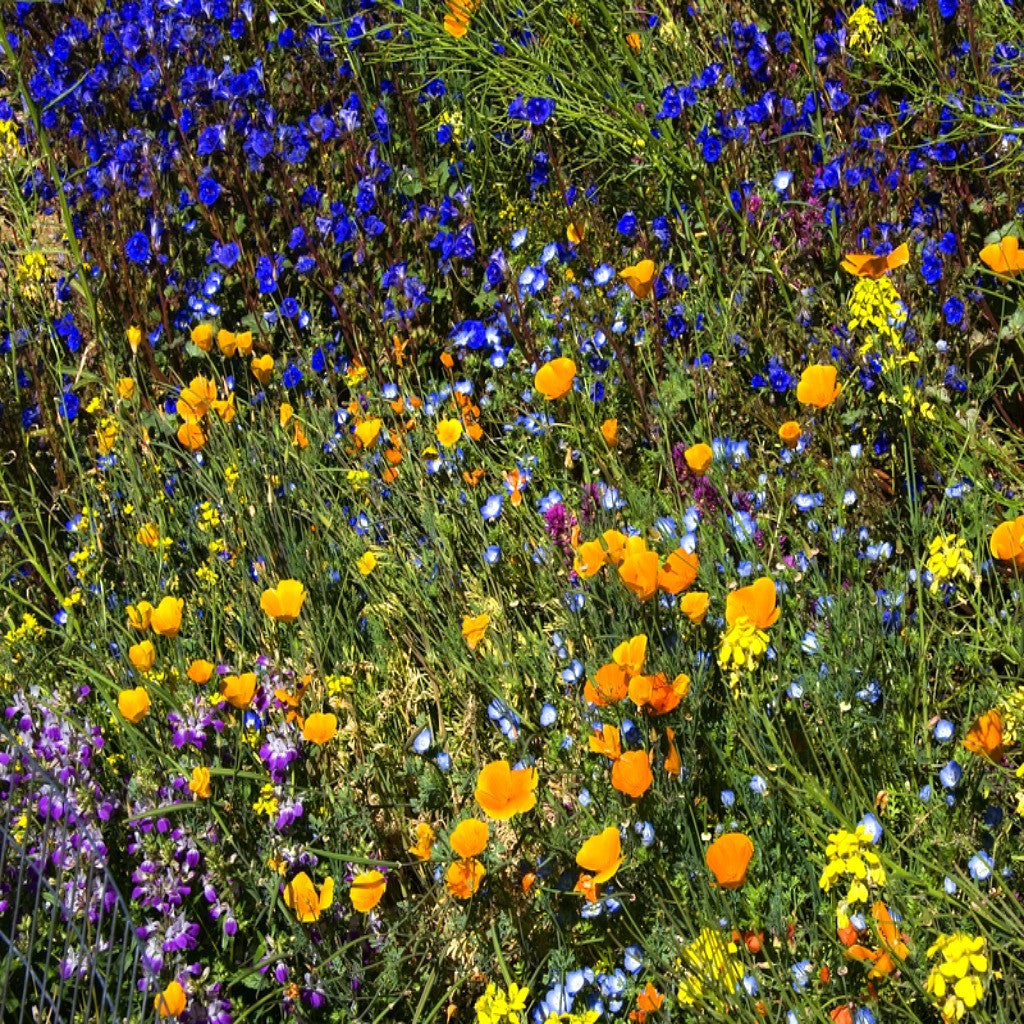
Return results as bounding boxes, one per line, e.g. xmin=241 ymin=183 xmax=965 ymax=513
xmin=968 ymin=850 xmax=993 ymax=881
xmin=773 ymin=169 xmax=793 ymax=191
xmin=412 ymin=728 xmax=433 ymax=754
xmin=480 ymin=494 xmax=504 ymax=521
xmin=483 ymin=544 xmax=501 ymax=565
xmin=435 ymin=751 xmax=452 ymax=771
xmin=721 ymin=789 xmax=735 ymax=807
xmin=539 ymin=703 xmax=557 ymax=727
xmin=623 ymin=947 xmax=643 ymax=974
xmin=750 ymin=775 xmax=768 ymax=796
xmin=635 ymin=821 xmax=655 ymax=846
xmin=939 ymin=760 xmax=963 ymax=789
xmin=944 ymin=876 xmax=958 ymax=894
xmin=510 ymin=227 xmax=527 ymax=249
xmin=934 ymin=719 xmax=955 ymax=742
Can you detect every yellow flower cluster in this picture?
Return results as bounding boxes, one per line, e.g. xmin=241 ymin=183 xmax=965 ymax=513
xmin=925 ymin=534 xmax=977 ymax=593
xmin=717 ymin=619 xmax=770 ymax=689
xmin=847 ymin=276 xmax=906 ymax=352
xmin=877 ymin=383 xmax=936 ymax=421
xmin=475 ymin=982 xmax=529 ymax=1024
xmin=252 ymin=783 xmax=279 ymax=819
xmin=997 ymin=687 xmax=1024 ymax=747
xmin=0 ymin=118 xmax=22 ymax=155
xmin=847 ymin=5 xmax=881 ymax=53
xmin=676 ymin=927 xmax=745 ymax=1007
xmin=3 ymin=613 xmax=45 ymax=649
xmin=819 ymin=826 xmax=886 ymax=928
xmin=15 ymin=252 xmax=50 ymax=301
xmin=926 ymin=933 xmax=988 ymax=1022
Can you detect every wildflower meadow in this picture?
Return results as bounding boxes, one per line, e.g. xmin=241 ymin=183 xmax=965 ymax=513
xmin=3 ymin=0 xmax=1024 ymax=1022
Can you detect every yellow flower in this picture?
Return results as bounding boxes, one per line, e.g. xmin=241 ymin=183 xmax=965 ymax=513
xmin=116 ymin=377 xmax=136 ymax=400
xmin=260 ymin=579 xmax=307 ymax=622
xmin=677 ymin=927 xmax=744 ymax=1007
xmin=284 ymin=872 xmax=335 ymax=922
xmin=356 ymin=552 xmax=378 ymax=576
xmin=925 ymin=534 xmax=977 ymax=593
xmin=847 ymin=5 xmax=880 ymax=52
xmin=436 ymin=418 xmax=463 ymax=447
xmin=926 ymin=933 xmax=989 ymax=1023
xmin=188 ymin=766 xmax=212 ymax=798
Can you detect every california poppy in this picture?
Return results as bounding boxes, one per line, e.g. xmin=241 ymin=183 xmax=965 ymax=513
xmin=127 ymin=601 xmax=153 ymax=630
xmin=962 ymin=709 xmax=1004 ymax=761
xmin=349 ymin=870 xmax=386 ymax=913
xmin=619 ymin=549 xmax=659 ymax=601
xmin=575 ymin=539 xmax=608 ymax=578
xmin=725 ymin=577 xmax=779 ymax=629
xmin=980 ymin=235 xmax=1024 ymax=277
xmin=779 ymin=420 xmax=801 ymax=448
xmin=584 ymin=662 xmax=629 ymax=706
xmin=445 ymin=857 xmax=485 ymax=898
xmin=680 ymin=591 xmax=710 ymax=624
xmin=285 ymin=872 xmax=335 ymax=921
xmin=629 ymin=672 xmax=689 ymax=716
xmin=575 ymin=827 xmax=623 ymax=884
xmin=188 ymin=766 xmax=211 ymax=799
xmin=664 ymin=727 xmax=682 ymax=775
xmin=840 ymin=242 xmax=910 ymax=279
xmin=251 ymin=354 xmax=274 ymax=384
xmin=658 ymin=548 xmax=699 ymax=595
xmin=619 ymin=259 xmax=657 ymax=298
xmin=613 ymin=634 xmax=648 ymax=675
xmin=462 ymin=613 xmax=490 ymax=649
xmin=216 ymin=329 xmax=253 ymax=357
xmin=220 ymin=672 xmax=257 ymax=709
xmin=601 ymin=418 xmax=619 ymax=446
xmin=354 ymin=418 xmax=383 ymax=447
xmin=436 ymin=419 xmax=463 ymax=447
xmin=611 ymin=750 xmax=653 ymax=798
xmin=601 ymin=529 xmax=628 ymax=566
xmin=129 ymin=640 xmax=156 ymax=673
xmin=684 ymin=443 xmax=713 ymax=474
xmin=118 ymin=686 xmax=151 ymax=723
xmin=177 ymin=421 xmax=207 ymax=451
xmin=705 ymin=832 xmax=754 ymax=889
xmin=567 ymin=222 xmax=585 ymax=245
xmin=261 ymin=579 xmax=307 ymax=623
xmin=151 ymin=596 xmax=184 ymax=637
xmin=190 ymin=323 xmax=213 ymax=351
xmin=844 ymin=902 xmax=908 ymax=978
xmin=990 ymin=515 xmax=1024 ymax=568
xmin=187 ymin=659 xmax=214 ymax=684
xmin=303 ymin=712 xmax=337 ymax=745
xmin=136 ymin=522 xmax=159 ymax=547
xmin=631 ymin=983 xmax=663 ymax=1023
xmin=534 ymin=357 xmax=577 ymax=400
xmin=475 ymin=760 xmax=538 ymax=820
xmin=589 ymin=723 xmax=622 ymax=760
xmin=409 ymin=823 xmax=435 ymax=860
xmin=449 ymin=819 xmax=489 ymax=859
xmin=797 ymin=365 xmax=842 ymax=409
xmin=155 ymin=980 xmax=187 ymax=1018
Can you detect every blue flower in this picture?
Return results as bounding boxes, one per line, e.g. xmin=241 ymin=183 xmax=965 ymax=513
xmin=480 ymin=494 xmax=504 ymax=522
xmin=197 ymin=176 xmax=221 ymax=205
xmin=968 ymin=850 xmax=993 ymax=881
xmin=939 ymin=760 xmax=963 ymax=789
xmin=934 ymin=719 xmax=955 ymax=742
xmin=125 ymin=232 xmax=149 ymax=264
xmin=525 ymin=97 xmax=556 ymax=124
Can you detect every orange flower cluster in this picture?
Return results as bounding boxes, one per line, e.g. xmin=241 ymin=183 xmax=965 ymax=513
xmin=575 ymin=529 xmax=702 ymax=604
xmin=175 ymin=374 xmax=235 ymax=450
xmin=841 ymin=901 xmax=910 ymax=979
xmin=584 ymin=634 xmax=690 ymax=717
xmin=443 ymin=0 xmax=481 ymax=38
xmin=990 ymin=513 xmax=1024 ymax=568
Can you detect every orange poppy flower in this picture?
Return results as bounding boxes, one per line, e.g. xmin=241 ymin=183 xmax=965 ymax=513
xmin=625 ymin=32 xmax=642 ymax=52
xmin=629 ymin=672 xmax=689 ymax=715
xmin=584 ymin=663 xmax=629 ymax=706
xmin=658 ymin=548 xmax=699 ymax=595
xmin=449 ymin=819 xmax=489 ymax=859
xmin=250 ymin=354 xmax=274 ymax=384
xmin=177 ymin=421 xmax=207 ymax=451
xmin=576 ymin=827 xmax=623 ymax=884
xmin=840 ymin=242 xmax=910 ymax=279
xmin=630 ymin=982 xmax=663 ymax=1022
xmin=980 ymin=235 xmax=1024 ymax=277
xmin=990 ymin=515 xmax=1024 ymax=568
xmin=190 ymin=324 xmax=214 ymax=351
xmin=619 ymin=549 xmax=659 ymax=601
xmin=830 ymin=1007 xmax=854 ymax=1024
xmin=962 ymin=709 xmax=1004 ymax=761
xmin=462 ymin=613 xmax=491 ymax=649
xmin=567 ymin=222 xmax=585 ymax=245
xmin=611 ymin=750 xmax=653 ymax=798
xmin=348 ymin=870 xmax=385 ymax=913
xmin=619 ymin=259 xmax=657 ymax=298
xmin=462 ymin=468 xmax=484 ymax=487
xmin=155 ymin=980 xmax=187 ymax=1018
xmin=575 ymin=539 xmax=608 ymax=578
xmin=260 ymin=579 xmax=307 ymax=623
xmin=409 ymin=823 xmax=435 ymax=860
xmin=574 ymin=872 xmax=600 ymax=903
xmin=474 ymin=760 xmax=538 ymax=820
xmin=600 ymin=529 xmax=628 ymax=566
xmin=843 ymin=902 xmax=908 ymax=978
xmin=601 ymin=418 xmax=619 ymax=446
xmin=216 ymin=329 xmax=253 ymax=357
xmin=797 ymin=365 xmax=842 ymax=409
xmin=779 ymin=420 xmax=801 ymax=448
xmin=118 ymin=686 xmax=151 ymax=723
xmin=354 ymin=418 xmax=383 ymax=447
xmin=534 ymin=357 xmax=577 ymax=400
xmin=127 ymin=600 xmax=153 ymax=631
xmin=129 ymin=640 xmax=156 ymax=673
xmin=188 ymin=766 xmax=212 ymax=799
xmin=303 ymin=712 xmax=337 ymax=745
xmin=151 ymin=596 xmax=184 ymax=637
xmin=725 ymin=576 xmax=779 ymax=629
xmin=220 ymin=672 xmax=256 ymax=709
xmin=612 ymin=634 xmax=648 ymax=675
xmin=705 ymin=832 xmax=754 ymax=889
xmin=589 ymin=724 xmax=622 ymax=760
xmin=446 ymin=857 xmax=485 ymax=898
xmin=283 ymin=871 xmax=335 ymax=921
xmin=684 ymin=443 xmax=713 ymax=474
xmin=187 ymin=659 xmax=214 ymax=684
xmin=680 ymin=591 xmax=710 ymax=624
xmin=136 ymin=522 xmax=159 ymax=547
xmin=664 ymin=727 xmax=682 ymax=775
